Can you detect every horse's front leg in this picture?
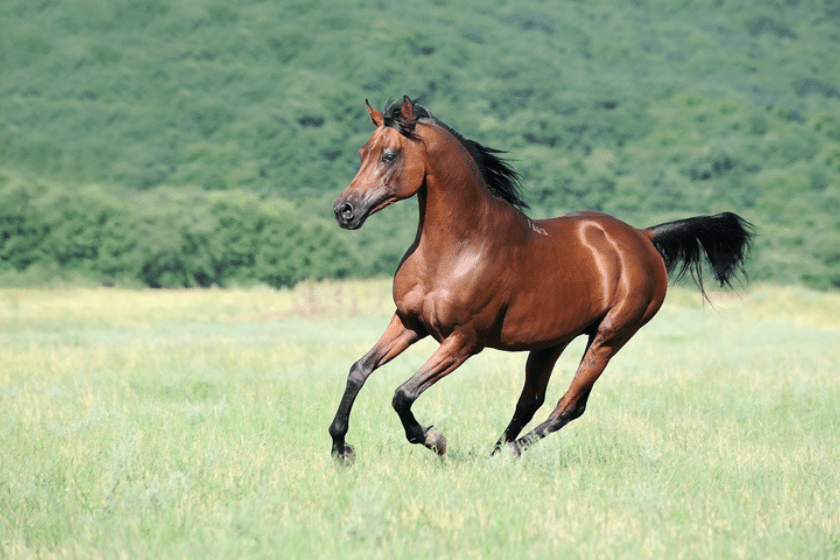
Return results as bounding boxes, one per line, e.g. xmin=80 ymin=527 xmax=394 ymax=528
xmin=329 ymin=314 xmax=425 ymax=464
xmin=392 ymin=332 xmax=479 ymax=456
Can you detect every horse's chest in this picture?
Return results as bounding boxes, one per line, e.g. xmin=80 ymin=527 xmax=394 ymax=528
xmin=394 ymin=284 xmax=448 ymax=339
xmin=394 ymin=283 xmax=426 ymax=320
xmin=393 ymin=246 xmax=504 ymax=339
xmin=394 ymin=278 xmax=495 ymax=342
xmin=394 ymin=285 xmax=440 ymax=338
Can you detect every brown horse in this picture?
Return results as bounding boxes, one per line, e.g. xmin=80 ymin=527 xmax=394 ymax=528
xmin=329 ymin=96 xmax=752 ymax=462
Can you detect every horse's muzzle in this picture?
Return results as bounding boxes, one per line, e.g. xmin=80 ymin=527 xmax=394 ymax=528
xmin=333 ymin=198 xmax=366 ymax=230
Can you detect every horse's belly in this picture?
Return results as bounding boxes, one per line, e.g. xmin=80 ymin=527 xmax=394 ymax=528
xmin=493 ymin=296 xmax=601 ymax=351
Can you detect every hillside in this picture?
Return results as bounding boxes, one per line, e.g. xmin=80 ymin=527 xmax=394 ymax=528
xmin=1 ymin=0 xmax=839 ymax=288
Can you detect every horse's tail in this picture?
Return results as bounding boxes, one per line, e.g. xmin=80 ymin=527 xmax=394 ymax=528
xmin=646 ymin=212 xmax=754 ymax=300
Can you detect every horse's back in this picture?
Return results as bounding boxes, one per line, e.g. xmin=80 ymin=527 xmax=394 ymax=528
xmin=539 ymin=211 xmax=662 ymax=269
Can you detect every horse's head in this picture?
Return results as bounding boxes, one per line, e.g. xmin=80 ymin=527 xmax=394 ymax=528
xmin=334 ymin=97 xmax=427 ymax=230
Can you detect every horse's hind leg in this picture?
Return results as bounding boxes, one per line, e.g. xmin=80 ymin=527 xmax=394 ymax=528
xmin=509 ymin=323 xmax=639 ymax=456
xmin=491 ymin=343 xmax=569 ymax=455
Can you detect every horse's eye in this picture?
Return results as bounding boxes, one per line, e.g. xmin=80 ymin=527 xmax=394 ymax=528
xmin=381 ymin=150 xmax=398 ymax=164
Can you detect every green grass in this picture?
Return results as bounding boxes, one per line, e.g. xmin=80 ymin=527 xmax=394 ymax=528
xmin=1 ymin=281 xmax=839 ymax=559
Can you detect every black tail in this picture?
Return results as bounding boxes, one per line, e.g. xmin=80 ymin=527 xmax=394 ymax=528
xmin=647 ymin=212 xmax=754 ymax=300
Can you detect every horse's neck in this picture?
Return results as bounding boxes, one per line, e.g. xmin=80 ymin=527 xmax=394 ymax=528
xmin=422 ymin=163 xmax=488 ymax=236
xmin=415 ymin=129 xmax=520 ymax=252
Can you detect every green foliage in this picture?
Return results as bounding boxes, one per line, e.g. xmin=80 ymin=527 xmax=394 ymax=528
xmin=1 ymin=0 xmax=839 ymax=288
xmin=0 ymin=180 xmax=356 ymax=288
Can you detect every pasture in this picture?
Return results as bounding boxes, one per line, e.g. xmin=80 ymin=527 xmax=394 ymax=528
xmin=1 ymin=281 xmax=838 ymax=559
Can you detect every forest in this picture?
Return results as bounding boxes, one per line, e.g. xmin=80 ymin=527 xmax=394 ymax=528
xmin=1 ymin=0 xmax=839 ymax=289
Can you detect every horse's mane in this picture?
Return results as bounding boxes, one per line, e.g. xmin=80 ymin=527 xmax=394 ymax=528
xmin=382 ymin=100 xmax=529 ymax=211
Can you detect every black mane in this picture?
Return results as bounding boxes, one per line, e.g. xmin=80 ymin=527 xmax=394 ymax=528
xmin=382 ymin=100 xmax=529 ymax=210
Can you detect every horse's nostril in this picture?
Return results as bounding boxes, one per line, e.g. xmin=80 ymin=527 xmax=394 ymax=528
xmin=339 ymin=202 xmax=354 ymax=221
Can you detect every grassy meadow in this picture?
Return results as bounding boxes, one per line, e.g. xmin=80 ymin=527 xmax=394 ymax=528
xmin=1 ymin=281 xmax=839 ymax=559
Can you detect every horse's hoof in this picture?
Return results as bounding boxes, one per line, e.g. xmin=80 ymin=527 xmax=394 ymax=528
xmin=424 ymin=426 xmax=446 ymax=456
xmin=490 ymin=442 xmax=519 ymax=458
xmin=332 ymin=444 xmax=356 ymax=466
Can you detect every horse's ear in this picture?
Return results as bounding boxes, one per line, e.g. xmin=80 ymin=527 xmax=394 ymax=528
xmin=365 ymin=100 xmax=384 ymax=128
xmin=400 ymin=96 xmax=415 ymax=125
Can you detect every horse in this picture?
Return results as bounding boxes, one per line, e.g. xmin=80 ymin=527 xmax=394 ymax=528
xmin=328 ymin=96 xmax=752 ymax=462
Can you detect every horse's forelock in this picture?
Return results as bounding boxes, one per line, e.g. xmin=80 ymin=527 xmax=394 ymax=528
xmin=382 ymin=98 xmax=431 ymax=139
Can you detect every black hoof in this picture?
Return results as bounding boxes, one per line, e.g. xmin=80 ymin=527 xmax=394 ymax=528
xmin=490 ymin=441 xmax=521 ymax=458
xmin=332 ymin=443 xmax=356 ymax=466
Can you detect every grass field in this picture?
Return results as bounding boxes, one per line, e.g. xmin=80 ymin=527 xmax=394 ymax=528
xmin=1 ymin=281 xmax=839 ymax=559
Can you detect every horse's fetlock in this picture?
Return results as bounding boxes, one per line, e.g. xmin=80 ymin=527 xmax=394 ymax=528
xmin=392 ymin=387 xmax=413 ymax=412
xmin=328 ymin=420 xmax=346 ymax=440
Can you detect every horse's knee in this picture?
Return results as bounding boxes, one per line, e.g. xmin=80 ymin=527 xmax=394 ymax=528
xmin=347 ymin=358 xmax=374 ymax=389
